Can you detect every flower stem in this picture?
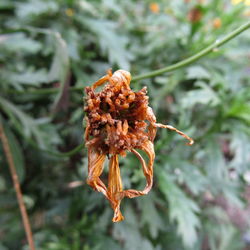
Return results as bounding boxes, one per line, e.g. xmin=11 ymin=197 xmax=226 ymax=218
xmin=132 ymin=21 xmax=250 ymax=82
xmin=3 ymin=21 xmax=250 ymax=159
xmin=0 ymin=122 xmax=35 ymax=250
xmin=5 ymin=21 xmax=250 ymax=95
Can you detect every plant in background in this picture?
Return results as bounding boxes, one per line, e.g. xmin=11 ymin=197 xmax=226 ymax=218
xmin=1 ymin=0 xmax=250 ymax=249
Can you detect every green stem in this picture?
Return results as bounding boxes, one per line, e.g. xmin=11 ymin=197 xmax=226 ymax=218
xmin=132 ymin=21 xmax=250 ymax=81
xmin=3 ymin=21 xmax=250 ymax=158
xmin=5 ymin=20 xmax=250 ymax=96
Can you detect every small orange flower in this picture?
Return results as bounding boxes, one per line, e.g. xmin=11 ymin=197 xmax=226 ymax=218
xmin=149 ymin=3 xmax=160 ymax=14
xmin=213 ymin=17 xmax=222 ymax=29
xmin=84 ymin=69 xmax=193 ymax=222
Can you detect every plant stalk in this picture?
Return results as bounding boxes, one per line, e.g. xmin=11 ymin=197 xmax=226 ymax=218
xmin=0 ymin=123 xmax=35 ymax=250
xmin=6 ymin=20 xmax=250 ymax=95
xmin=132 ymin=20 xmax=250 ymax=81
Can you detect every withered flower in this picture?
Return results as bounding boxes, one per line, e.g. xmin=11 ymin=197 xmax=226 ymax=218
xmin=187 ymin=7 xmax=203 ymax=23
xmin=84 ymin=69 xmax=193 ymax=222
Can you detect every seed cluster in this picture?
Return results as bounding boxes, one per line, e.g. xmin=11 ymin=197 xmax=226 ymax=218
xmin=84 ymin=72 xmax=152 ymax=156
xmin=84 ymin=69 xmax=193 ymax=222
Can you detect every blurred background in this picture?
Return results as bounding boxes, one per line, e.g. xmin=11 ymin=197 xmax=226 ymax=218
xmin=0 ymin=0 xmax=250 ymax=249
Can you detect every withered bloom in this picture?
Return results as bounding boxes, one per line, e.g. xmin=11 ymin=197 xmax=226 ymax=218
xmin=84 ymin=69 xmax=193 ymax=222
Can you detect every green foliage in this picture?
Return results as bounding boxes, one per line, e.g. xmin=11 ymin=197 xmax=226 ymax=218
xmin=1 ymin=0 xmax=250 ymax=249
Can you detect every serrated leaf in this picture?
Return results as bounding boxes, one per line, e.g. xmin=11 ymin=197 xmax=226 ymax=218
xmin=16 ymin=0 xmax=58 ymax=18
xmin=226 ymin=89 xmax=250 ymax=125
xmin=0 ymin=96 xmax=48 ymax=148
xmin=187 ymin=65 xmax=210 ymax=79
xmin=176 ymin=161 xmax=207 ymax=195
xmin=205 ymin=137 xmax=226 ymax=179
xmin=9 ymin=68 xmax=48 ymax=86
xmin=47 ymin=32 xmax=70 ymax=109
xmin=181 ymin=81 xmax=220 ymax=108
xmin=158 ymin=170 xmax=200 ymax=247
xmin=79 ymin=17 xmax=132 ymax=70
xmin=229 ymin=129 xmax=250 ymax=172
xmin=140 ymin=194 xmax=165 ymax=238
xmin=0 ymin=33 xmax=42 ymax=54
xmin=113 ymin=204 xmax=154 ymax=250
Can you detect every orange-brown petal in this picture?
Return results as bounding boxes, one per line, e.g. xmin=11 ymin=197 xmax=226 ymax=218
xmin=107 ymin=155 xmax=124 ymax=222
xmin=86 ymin=146 xmax=107 ymax=197
xmin=124 ymin=140 xmax=155 ymax=198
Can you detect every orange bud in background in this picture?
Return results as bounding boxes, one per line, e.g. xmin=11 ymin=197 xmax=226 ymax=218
xmin=213 ymin=18 xmax=222 ymax=29
xmin=149 ymin=3 xmax=160 ymax=14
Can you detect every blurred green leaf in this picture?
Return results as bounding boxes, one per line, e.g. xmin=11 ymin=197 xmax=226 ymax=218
xmin=186 ymin=65 xmax=210 ymax=79
xmin=0 ymin=33 xmax=42 ymax=53
xmin=158 ymin=170 xmax=200 ymax=247
xmin=140 ymin=194 xmax=165 ymax=239
xmin=181 ymin=81 xmax=220 ymax=108
xmin=16 ymin=0 xmax=59 ymax=18
xmin=78 ymin=17 xmax=132 ymax=70
xmin=9 ymin=68 xmax=48 ymax=86
xmin=1 ymin=0 xmax=250 ymax=249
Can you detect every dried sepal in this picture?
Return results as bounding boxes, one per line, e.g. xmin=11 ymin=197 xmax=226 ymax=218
xmin=84 ymin=69 xmax=194 ymax=222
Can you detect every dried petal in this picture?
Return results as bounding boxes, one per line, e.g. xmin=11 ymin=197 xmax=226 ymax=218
xmin=107 ymin=155 xmax=124 ymax=222
xmin=87 ymin=146 xmax=107 ymax=196
xmin=124 ymin=140 xmax=155 ymax=198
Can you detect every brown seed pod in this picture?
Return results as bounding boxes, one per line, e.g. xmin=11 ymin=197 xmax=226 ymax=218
xmin=84 ymin=69 xmax=193 ymax=222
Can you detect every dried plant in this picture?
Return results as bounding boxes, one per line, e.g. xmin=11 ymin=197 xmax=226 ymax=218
xmin=84 ymin=69 xmax=193 ymax=222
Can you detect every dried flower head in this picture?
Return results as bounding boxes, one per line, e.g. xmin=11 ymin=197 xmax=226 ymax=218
xmin=84 ymin=69 xmax=193 ymax=222
xmin=187 ymin=7 xmax=203 ymax=23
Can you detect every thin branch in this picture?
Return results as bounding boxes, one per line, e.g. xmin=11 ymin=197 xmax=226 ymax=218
xmin=3 ymin=21 xmax=250 ymax=159
xmin=133 ymin=21 xmax=250 ymax=81
xmin=0 ymin=123 xmax=35 ymax=250
xmin=5 ymin=20 xmax=250 ymax=95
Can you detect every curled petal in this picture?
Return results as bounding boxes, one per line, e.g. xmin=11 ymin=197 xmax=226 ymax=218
xmin=153 ymin=123 xmax=194 ymax=145
xmin=124 ymin=140 xmax=155 ymax=198
xmin=92 ymin=69 xmax=112 ymax=89
xmin=111 ymin=70 xmax=131 ymax=87
xmin=87 ymin=146 xmax=107 ymax=197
